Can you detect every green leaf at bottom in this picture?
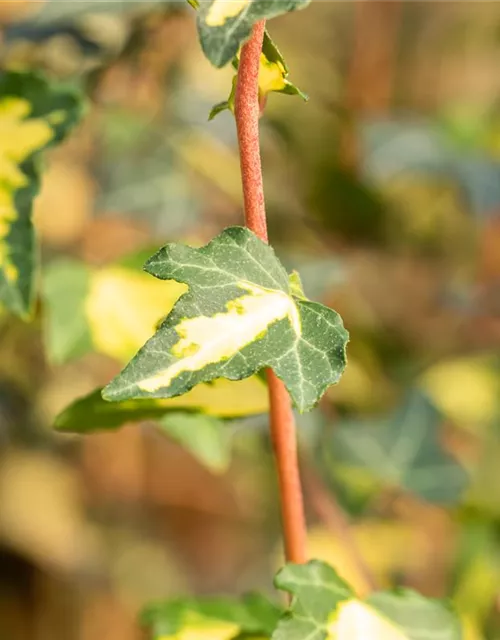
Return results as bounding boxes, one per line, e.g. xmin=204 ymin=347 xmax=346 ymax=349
xmin=273 ymin=561 xmax=462 ymax=640
xmin=272 ymin=561 xmax=353 ymax=640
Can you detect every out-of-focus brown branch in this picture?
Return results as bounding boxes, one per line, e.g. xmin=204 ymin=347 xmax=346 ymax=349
xmin=302 ymin=463 xmax=378 ymax=596
xmin=339 ymin=1 xmax=402 ymax=172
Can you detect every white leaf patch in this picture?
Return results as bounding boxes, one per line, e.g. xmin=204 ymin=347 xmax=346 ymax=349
xmin=205 ymin=0 xmax=251 ymax=26
xmin=328 ymin=600 xmax=406 ymax=640
xmin=138 ymin=281 xmax=301 ymax=393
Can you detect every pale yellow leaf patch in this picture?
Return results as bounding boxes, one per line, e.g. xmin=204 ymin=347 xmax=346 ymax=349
xmin=139 ymin=281 xmax=301 ymax=393
xmin=163 ymin=376 xmax=269 ymax=417
xmin=0 ymin=97 xmax=53 ymax=282
xmin=420 ymin=356 xmax=499 ymax=430
xmin=305 ymin=523 xmax=428 ymax=597
xmin=205 ymin=0 xmax=251 ymax=26
xmin=159 ymin=619 xmax=240 ymax=640
xmin=258 ymin=53 xmax=287 ymax=95
xmin=85 ymin=267 xmax=187 ymax=362
xmin=327 ymin=600 xmax=406 ymax=640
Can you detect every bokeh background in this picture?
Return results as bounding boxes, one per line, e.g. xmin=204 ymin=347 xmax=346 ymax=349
xmin=2 ymin=1 xmax=500 ymax=638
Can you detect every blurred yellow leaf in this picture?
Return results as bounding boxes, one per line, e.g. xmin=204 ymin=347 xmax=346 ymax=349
xmin=159 ymin=619 xmax=240 ymax=640
xmin=453 ymin=551 xmax=500 ymax=621
xmin=0 ymin=0 xmax=44 ymax=24
xmin=34 ymin=161 xmax=94 ymax=246
xmin=421 ymin=356 xmax=499 ymax=430
xmin=305 ymin=522 xmax=428 ymax=594
xmin=0 ymin=450 xmax=102 ymax=571
xmin=461 ymin=617 xmax=485 ymax=640
xmin=85 ymin=266 xmax=187 ymax=362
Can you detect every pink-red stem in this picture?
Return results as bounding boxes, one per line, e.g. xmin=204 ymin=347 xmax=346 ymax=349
xmin=234 ymin=19 xmax=307 ymax=565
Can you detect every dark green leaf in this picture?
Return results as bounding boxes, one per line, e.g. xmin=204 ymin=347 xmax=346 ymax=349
xmin=197 ymin=0 xmax=311 ymax=68
xmin=102 ymin=226 xmax=348 ymax=413
xmin=0 ymin=71 xmax=82 ymax=317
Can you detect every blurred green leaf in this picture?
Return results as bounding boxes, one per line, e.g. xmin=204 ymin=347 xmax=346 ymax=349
xmin=158 ymin=412 xmax=230 ymax=472
xmin=320 ymin=390 xmax=468 ymax=505
xmin=309 ymin=163 xmax=388 ymax=245
xmin=56 ymin=392 xmax=231 ymax=472
xmin=43 ymin=260 xmax=92 ymax=365
xmin=196 ymin=0 xmax=311 ymax=68
xmin=142 ymin=592 xmax=281 ymax=639
xmin=102 ymin=227 xmax=348 ymax=413
xmin=0 ymin=71 xmax=82 ymax=317
xmin=365 ymin=590 xmax=462 ymax=640
xmin=55 ymin=375 xmax=269 ymax=431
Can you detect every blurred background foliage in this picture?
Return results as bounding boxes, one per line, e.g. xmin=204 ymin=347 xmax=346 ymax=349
xmin=2 ymin=1 xmax=500 ymax=639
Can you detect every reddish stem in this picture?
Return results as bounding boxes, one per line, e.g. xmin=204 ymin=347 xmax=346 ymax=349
xmin=234 ymin=19 xmax=268 ymax=242
xmin=235 ymin=20 xmax=307 ymax=565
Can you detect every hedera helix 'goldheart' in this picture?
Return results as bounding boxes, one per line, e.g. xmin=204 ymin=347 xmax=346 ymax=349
xmin=30 ymin=1 xmax=462 ymax=638
xmin=102 ymin=226 xmax=348 ymax=413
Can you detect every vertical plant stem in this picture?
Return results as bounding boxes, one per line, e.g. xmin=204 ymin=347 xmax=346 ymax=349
xmin=235 ymin=20 xmax=268 ymax=241
xmin=235 ymin=19 xmax=307 ymax=565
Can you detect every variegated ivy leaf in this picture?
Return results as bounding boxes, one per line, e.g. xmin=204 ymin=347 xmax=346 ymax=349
xmin=209 ymin=30 xmax=307 ymax=120
xmin=196 ymin=0 xmax=311 ymax=68
xmin=273 ymin=561 xmax=462 ymax=640
xmin=142 ymin=592 xmax=281 ymax=639
xmin=102 ymin=226 xmax=348 ymax=412
xmin=0 ymin=71 xmax=82 ymax=317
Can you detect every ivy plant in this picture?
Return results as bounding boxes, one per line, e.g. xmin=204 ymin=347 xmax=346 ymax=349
xmin=0 ymin=1 xmax=464 ymax=639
